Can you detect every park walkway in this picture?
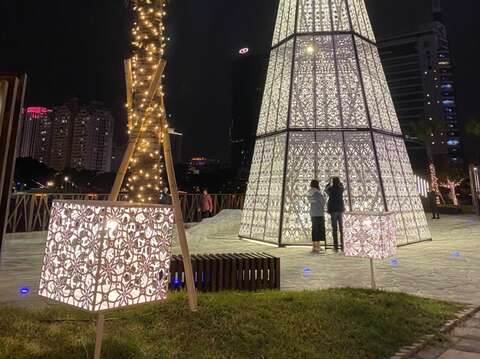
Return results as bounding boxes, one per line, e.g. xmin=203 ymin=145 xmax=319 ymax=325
xmin=0 ymin=211 xmax=479 ymax=307
xmin=413 ymin=312 xmax=480 ymax=358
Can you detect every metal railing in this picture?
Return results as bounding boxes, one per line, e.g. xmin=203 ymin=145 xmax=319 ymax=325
xmin=5 ymin=192 xmax=245 ymax=234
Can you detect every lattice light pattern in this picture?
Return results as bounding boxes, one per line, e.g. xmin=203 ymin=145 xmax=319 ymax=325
xmin=39 ymin=200 xmax=174 ymax=312
xmin=343 ymin=212 xmax=397 ymax=260
xmin=125 ymin=0 xmax=169 ymax=204
xmin=240 ymin=0 xmax=431 ymax=246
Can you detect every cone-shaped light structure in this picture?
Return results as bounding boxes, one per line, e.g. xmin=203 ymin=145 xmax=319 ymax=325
xmin=240 ymin=0 xmax=431 ymax=246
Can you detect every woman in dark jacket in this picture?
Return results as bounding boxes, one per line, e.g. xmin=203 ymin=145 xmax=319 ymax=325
xmin=325 ymin=177 xmax=345 ymax=251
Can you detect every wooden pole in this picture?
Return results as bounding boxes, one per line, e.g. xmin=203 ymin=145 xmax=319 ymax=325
xmin=469 ymin=165 xmax=480 ymax=216
xmin=162 ymin=124 xmax=198 ymax=312
xmin=124 ymin=59 xmax=133 ymax=129
xmin=94 ymin=313 xmax=105 ymax=359
xmin=369 ymin=259 xmax=376 ymax=290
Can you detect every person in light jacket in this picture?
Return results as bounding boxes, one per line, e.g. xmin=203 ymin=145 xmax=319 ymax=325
xmin=199 ymin=188 xmax=213 ymax=220
xmin=325 ymin=177 xmax=345 ymax=251
xmin=159 ymin=187 xmax=172 ymax=205
xmin=307 ymin=180 xmax=326 ymax=253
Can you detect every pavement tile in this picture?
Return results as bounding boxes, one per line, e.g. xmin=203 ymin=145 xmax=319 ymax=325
xmin=464 ymin=319 xmax=480 ymax=329
xmin=416 ymin=346 xmax=448 ymax=359
xmin=438 ymin=349 xmax=480 ymax=358
xmin=454 ymin=338 xmax=480 ymax=354
xmin=453 ymin=328 xmax=480 ymax=341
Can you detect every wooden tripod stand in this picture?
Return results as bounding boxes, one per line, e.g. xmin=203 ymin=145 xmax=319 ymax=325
xmin=93 ymin=58 xmax=198 ymax=359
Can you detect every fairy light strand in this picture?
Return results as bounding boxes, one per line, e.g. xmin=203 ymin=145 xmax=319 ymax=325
xmin=124 ymin=0 xmax=169 ymax=204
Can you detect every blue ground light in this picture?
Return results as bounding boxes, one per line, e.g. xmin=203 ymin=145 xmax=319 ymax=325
xmin=303 ymin=267 xmax=312 ymax=276
xmin=19 ymin=287 xmax=30 ymax=296
xmin=452 ymin=251 xmax=461 ymax=257
xmin=390 ymin=259 xmax=398 ymax=268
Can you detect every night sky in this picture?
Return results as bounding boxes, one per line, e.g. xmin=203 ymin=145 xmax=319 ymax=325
xmin=1 ymin=0 xmax=478 ymax=162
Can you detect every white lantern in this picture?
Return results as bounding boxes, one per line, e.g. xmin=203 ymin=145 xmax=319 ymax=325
xmin=344 ymin=212 xmax=397 ymax=261
xmin=39 ymin=200 xmax=174 ymax=312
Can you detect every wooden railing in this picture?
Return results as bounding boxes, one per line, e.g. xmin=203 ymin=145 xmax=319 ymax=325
xmin=5 ymin=192 xmax=245 ymax=234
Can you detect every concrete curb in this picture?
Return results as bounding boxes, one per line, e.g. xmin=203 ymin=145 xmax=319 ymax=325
xmin=390 ymin=304 xmax=480 ymax=359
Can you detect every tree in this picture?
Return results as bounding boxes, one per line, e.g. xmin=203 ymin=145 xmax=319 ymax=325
xmin=440 ymin=177 xmax=464 ymax=206
xmin=466 ymin=116 xmax=480 ymax=137
xmin=409 ymin=119 xmax=446 ymax=200
xmin=465 ymin=116 xmax=480 ymax=164
xmin=438 ymin=165 xmax=465 ymax=206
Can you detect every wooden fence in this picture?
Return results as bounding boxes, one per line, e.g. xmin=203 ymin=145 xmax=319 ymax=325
xmin=5 ymin=192 xmax=245 ymax=234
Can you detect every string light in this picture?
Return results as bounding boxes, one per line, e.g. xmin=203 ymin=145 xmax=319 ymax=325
xmin=124 ymin=0 xmax=169 ymax=204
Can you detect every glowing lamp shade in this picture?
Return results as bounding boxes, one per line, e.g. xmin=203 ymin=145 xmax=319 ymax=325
xmin=344 ymin=212 xmax=397 ymax=261
xmin=39 ymin=200 xmax=174 ymax=312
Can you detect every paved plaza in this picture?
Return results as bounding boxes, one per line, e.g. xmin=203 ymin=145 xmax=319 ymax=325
xmin=0 ymin=210 xmax=479 ymax=307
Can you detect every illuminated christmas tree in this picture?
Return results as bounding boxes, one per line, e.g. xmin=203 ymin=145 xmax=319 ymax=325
xmin=240 ymin=0 xmax=431 ymax=246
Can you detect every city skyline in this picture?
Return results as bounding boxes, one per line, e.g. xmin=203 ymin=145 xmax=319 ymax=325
xmin=1 ymin=0 xmax=479 ymax=162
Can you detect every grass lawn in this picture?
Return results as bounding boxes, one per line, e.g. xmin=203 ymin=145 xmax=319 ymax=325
xmin=0 ymin=289 xmax=462 ymax=359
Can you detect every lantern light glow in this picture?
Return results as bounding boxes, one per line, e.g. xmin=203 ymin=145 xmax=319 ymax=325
xmin=39 ymin=200 xmax=174 ymax=312
xmin=344 ymin=212 xmax=397 ymax=261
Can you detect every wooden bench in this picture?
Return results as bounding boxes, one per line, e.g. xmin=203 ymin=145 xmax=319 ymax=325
xmin=169 ymin=253 xmax=280 ymax=292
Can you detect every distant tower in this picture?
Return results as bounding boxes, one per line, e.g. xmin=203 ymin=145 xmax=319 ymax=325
xmin=19 ymin=107 xmax=52 ymax=160
xmin=239 ymin=0 xmax=431 ymax=246
xmin=433 ymin=0 xmax=443 ymax=22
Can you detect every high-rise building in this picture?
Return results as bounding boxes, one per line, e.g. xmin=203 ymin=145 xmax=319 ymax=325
xmin=70 ymin=102 xmax=113 ymax=173
xmin=19 ymin=107 xmax=52 ymax=160
xmin=377 ymin=0 xmax=462 ymax=168
xmin=49 ymin=99 xmax=79 ymax=171
xmin=230 ymin=52 xmax=268 ymax=183
xmin=24 ymin=99 xmax=114 ymax=172
xmin=240 ymin=0 xmax=431 ymax=247
xmin=37 ymin=110 xmax=54 ymax=165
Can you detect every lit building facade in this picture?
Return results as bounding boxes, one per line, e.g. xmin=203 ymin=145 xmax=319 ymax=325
xmin=377 ymin=2 xmax=462 ymax=167
xmin=49 ymin=100 xmax=79 ymax=171
xmin=19 ymin=107 xmax=53 ymax=160
xmin=240 ymin=0 xmax=431 ymax=247
xmin=70 ymin=102 xmax=113 ymax=173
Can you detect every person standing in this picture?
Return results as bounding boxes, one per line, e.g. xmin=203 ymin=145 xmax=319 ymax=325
xmin=199 ymin=188 xmax=213 ymax=220
xmin=325 ymin=177 xmax=345 ymax=252
xmin=307 ymin=180 xmax=326 ymax=253
xmin=159 ymin=187 xmax=172 ymax=205
xmin=428 ymin=190 xmax=440 ymax=219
